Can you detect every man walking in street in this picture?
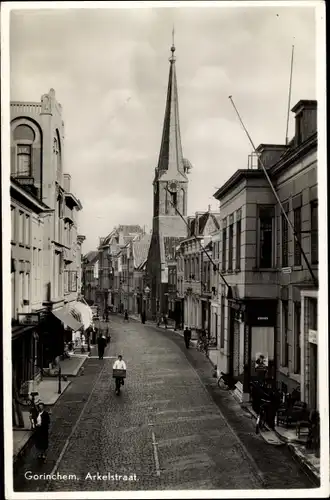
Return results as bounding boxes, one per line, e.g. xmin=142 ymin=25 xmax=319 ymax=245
xmin=184 ymin=326 xmax=192 ymax=349
xmin=97 ymin=333 xmax=106 ymax=360
xmin=34 ymin=402 xmax=50 ymax=462
xmin=124 ymin=309 xmax=129 ymax=321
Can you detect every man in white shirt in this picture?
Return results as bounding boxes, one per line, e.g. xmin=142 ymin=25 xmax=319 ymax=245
xmin=113 ymin=355 xmax=127 ymax=394
xmin=113 ymin=355 xmax=127 ymax=370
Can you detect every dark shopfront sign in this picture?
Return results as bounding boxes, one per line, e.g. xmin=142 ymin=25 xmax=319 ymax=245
xmin=244 ymin=300 xmax=277 ymax=327
xmin=17 ymin=313 xmax=40 ymax=326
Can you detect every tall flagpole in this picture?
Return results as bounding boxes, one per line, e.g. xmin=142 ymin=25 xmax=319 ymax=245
xmin=228 ymin=96 xmax=318 ymax=288
xmin=285 ymin=43 xmax=295 ymax=145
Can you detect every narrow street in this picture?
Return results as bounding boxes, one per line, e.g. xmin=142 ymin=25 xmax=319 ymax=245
xmin=14 ymin=317 xmax=315 ymax=492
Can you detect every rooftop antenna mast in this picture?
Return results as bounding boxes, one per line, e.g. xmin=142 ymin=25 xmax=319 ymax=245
xmin=285 ymin=42 xmax=295 ymax=145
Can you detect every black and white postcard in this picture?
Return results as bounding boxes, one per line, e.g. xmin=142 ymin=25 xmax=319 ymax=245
xmin=1 ymin=1 xmax=328 ymax=498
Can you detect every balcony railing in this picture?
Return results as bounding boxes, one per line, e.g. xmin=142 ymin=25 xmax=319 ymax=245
xmin=12 ymin=176 xmax=40 ymax=198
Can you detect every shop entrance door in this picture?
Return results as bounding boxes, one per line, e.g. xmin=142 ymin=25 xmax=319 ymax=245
xmin=309 ymin=343 xmax=318 ymax=409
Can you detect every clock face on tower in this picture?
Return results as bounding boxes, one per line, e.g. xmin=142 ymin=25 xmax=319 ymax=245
xmin=168 ymin=180 xmax=177 ymax=193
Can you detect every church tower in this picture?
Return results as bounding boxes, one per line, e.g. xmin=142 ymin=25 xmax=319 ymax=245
xmin=146 ymin=37 xmax=192 ymax=318
xmin=152 ymin=37 xmax=192 ymax=235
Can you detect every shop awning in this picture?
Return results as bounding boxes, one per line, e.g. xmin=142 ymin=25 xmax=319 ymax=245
xmin=52 ymin=307 xmax=82 ymax=331
xmin=67 ymin=301 xmax=93 ymax=330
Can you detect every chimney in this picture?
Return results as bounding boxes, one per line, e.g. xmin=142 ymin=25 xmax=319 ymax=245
xmin=291 ymin=100 xmax=317 ymax=146
xmin=256 ymin=144 xmax=288 ymax=170
xmin=195 ymin=213 xmax=199 ymax=236
xmin=63 ymin=173 xmax=71 ymax=192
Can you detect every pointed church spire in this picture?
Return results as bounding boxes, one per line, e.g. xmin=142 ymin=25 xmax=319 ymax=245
xmin=156 ymin=35 xmax=186 ymax=178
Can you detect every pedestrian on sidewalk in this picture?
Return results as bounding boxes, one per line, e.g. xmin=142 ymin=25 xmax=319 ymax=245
xmin=184 ymin=326 xmax=192 ymax=349
xmin=97 ymin=333 xmax=106 ymax=360
xmin=106 ymin=327 xmax=111 ymax=344
xmin=34 ymin=402 xmax=50 ymax=462
xmin=163 ymin=315 xmax=168 ymax=329
xmin=124 ymin=309 xmax=129 ymax=321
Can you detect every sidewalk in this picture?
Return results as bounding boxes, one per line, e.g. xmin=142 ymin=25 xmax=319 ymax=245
xmin=240 ymin=400 xmax=321 ymax=483
xmin=13 ymin=352 xmax=89 ymax=461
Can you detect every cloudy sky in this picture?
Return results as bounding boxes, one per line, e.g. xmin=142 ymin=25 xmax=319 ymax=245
xmin=9 ymin=3 xmax=317 ymax=253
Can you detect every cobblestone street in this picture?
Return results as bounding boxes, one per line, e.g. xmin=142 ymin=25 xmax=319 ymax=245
xmin=14 ymin=317 xmax=316 ymax=492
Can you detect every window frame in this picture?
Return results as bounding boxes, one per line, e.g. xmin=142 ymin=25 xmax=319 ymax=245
xmin=281 ymin=211 xmax=289 ymax=268
xmin=258 ymin=205 xmax=275 ymax=269
xmin=228 ymin=224 xmax=234 ymax=271
xmin=18 ymin=211 xmax=25 ymax=244
xmin=221 ymin=227 xmax=227 ymax=272
xmin=310 ymin=200 xmax=318 ymax=265
xmin=16 ymin=144 xmax=32 ymax=177
xmin=293 ymin=301 xmax=301 ymax=374
xmin=235 ymin=219 xmax=241 ymax=271
xmin=11 ymin=206 xmax=16 ymax=242
xmin=69 ymin=271 xmax=78 ymax=292
xmin=24 ymin=214 xmax=30 ymax=246
xmin=293 ymin=206 xmax=302 ymax=266
xmin=220 ymin=298 xmax=225 ymax=349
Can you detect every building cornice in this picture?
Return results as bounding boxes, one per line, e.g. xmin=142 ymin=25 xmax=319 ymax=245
xmin=214 ymin=133 xmax=317 ymax=201
xmin=269 ymin=133 xmax=317 ymax=177
xmin=65 ymin=192 xmax=83 ymax=210
xmin=213 ymin=169 xmax=264 ymax=200
xmin=10 ymin=177 xmax=51 ymax=213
